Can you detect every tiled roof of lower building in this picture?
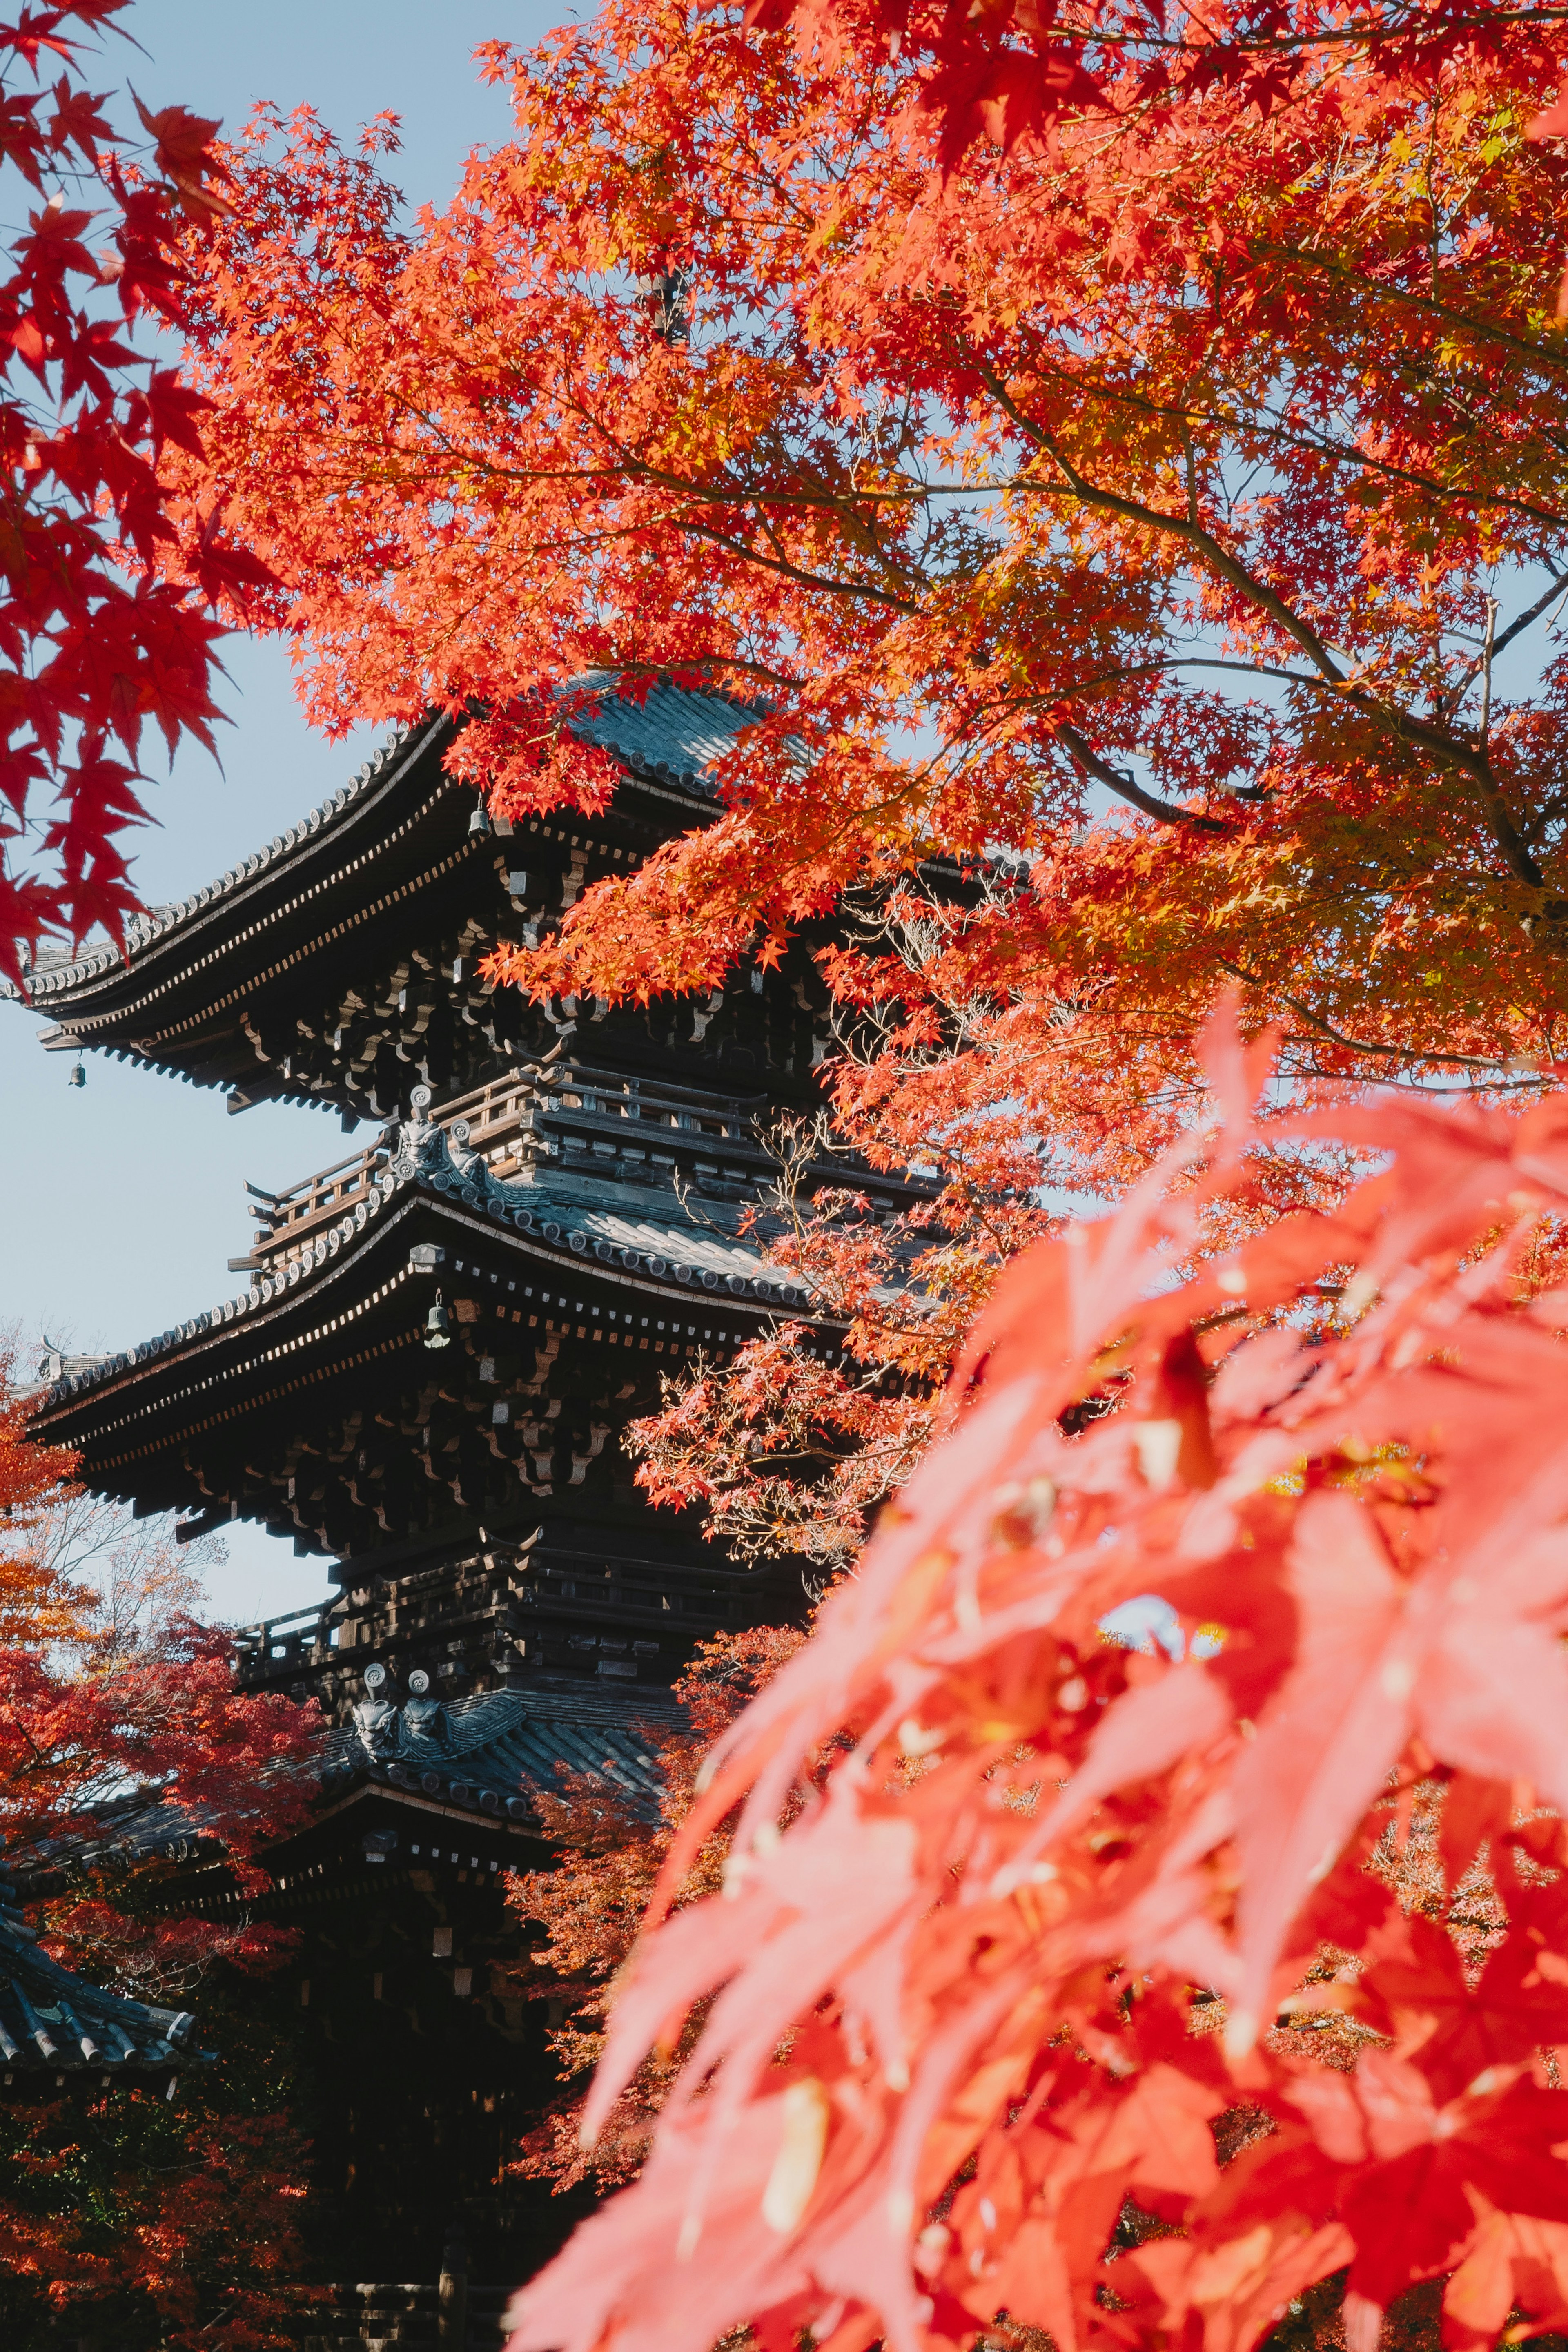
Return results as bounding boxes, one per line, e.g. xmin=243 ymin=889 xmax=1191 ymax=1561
xmin=0 ymin=1875 xmax=203 ymax=2077
xmin=10 ymin=1680 xmax=679 ymax=1904
xmin=0 ymin=1679 xmax=677 ymax=2077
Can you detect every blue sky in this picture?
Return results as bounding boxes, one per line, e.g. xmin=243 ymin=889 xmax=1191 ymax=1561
xmin=0 ymin=2 xmax=561 ymax=1621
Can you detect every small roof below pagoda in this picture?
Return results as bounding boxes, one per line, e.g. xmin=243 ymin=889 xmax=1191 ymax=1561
xmin=0 ymin=1873 xmax=202 ymax=2079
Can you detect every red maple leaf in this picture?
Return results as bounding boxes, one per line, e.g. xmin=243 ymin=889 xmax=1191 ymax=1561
xmin=1355 ymin=1905 xmax=1568 ymax=2107
xmin=130 ymin=86 xmax=234 ymax=221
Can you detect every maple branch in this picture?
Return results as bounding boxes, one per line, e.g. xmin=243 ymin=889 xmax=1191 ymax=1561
xmin=1180 ymin=421 xmax=1200 ymax=529
xmin=1439 ymin=565 xmax=1568 ymax=719
xmin=1492 ymin=569 xmax=1568 ymax=663
xmin=1246 ymin=397 xmax=1568 ymax=539
xmin=549 ymin=497 xmax=922 ymax=615
xmin=993 ymin=398 xmax=1551 ymax=888
xmin=1051 ymin=1 xmax=1568 ymax=62
xmin=1258 ymin=249 xmax=1568 ymax=381
xmin=1055 ymin=722 xmax=1229 ymax=832
xmin=1214 ymin=958 xmax=1532 ymax=1074
xmin=502 ymin=382 xmax=933 ymax=603
xmin=987 ymin=335 xmax=1568 ymax=554
xmin=995 ymin=392 xmax=1350 ymax=682
xmin=976 ymin=341 xmax=1568 ymax=658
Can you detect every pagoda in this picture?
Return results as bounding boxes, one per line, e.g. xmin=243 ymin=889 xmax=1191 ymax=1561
xmin=4 ymin=677 xmax=924 ymax=2294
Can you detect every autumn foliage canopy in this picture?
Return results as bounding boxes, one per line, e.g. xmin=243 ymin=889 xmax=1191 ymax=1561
xmin=160 ymin=0 xmax=1568 ymax=1155
xmin=0 ymin=1355 xmax=321 ymax=2344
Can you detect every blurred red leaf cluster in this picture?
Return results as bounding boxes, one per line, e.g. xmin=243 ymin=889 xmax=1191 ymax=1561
xmin=510 ymin=1010 xmax=1568 ymax=2352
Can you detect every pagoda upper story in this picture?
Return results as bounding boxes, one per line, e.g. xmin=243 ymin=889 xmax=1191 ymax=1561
xmin=13 ymin=678 xmax=833 ymax=1124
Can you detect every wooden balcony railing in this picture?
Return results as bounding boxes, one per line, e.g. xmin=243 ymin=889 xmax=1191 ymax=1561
xmin=232 ymin=1144 xmax=390 ymax=1275
xmin=232 ymin=1062 xmax=773 ymax=1276
xmin=232 ymin=1059 xmax=924 ymax=1280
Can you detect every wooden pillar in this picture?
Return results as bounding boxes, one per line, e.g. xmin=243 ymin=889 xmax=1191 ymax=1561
xmin=439 ymin=2216 xmax=468 ymax=2352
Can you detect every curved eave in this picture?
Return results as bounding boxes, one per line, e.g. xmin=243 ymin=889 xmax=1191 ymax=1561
xmin=13 ymin=714 xmax=452 ymax=1026
xmin=0 ymin=1916 xmax=203 ymax=2076
xmin=8 ymin=679 xmax=759 ymax=1063
xmin=27 ymin=1135 xmax=840 ymax=1479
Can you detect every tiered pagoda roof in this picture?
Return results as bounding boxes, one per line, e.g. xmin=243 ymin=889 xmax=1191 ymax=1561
xmin=9 ymin=678 xmax=829 ymax=1124
xmin=21 ymin=1061 xmax=891 ymax=1689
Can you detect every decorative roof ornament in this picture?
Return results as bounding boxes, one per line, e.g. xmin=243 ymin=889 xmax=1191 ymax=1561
xmin=402 ymin=1668 xmax=448 ymax=1750
xmin=353 ymin=1663 xmax=401 ymax=1759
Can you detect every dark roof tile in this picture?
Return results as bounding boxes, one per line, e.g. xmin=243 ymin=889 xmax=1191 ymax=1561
xmin=0 ymin=1885 xmax=204 ymax=2076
